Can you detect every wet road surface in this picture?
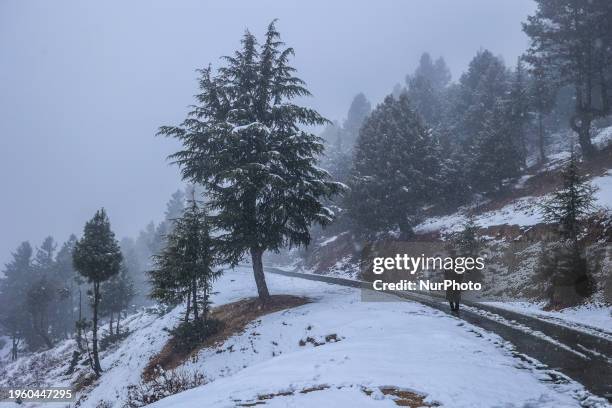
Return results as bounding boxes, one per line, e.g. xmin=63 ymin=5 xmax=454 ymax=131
xmin=266 ymin=267 xmax=612 ymax=402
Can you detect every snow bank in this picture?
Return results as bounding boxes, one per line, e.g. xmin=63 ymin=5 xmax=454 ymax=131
xmin=148 ymin=268 xmax=594 ymax=408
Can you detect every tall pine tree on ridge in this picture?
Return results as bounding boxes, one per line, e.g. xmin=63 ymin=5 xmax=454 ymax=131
xmin=159 ymin=20 xmax=343 ymax=303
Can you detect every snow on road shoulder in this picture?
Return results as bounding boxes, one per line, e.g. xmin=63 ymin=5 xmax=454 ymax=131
xmin=484 ymin=301 xmax=612 ymax=338
xmin=149 ymin=267 xmax=597 ymax=408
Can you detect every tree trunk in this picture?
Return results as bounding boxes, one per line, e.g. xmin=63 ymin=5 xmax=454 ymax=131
xmin=109 ymin=312 xmax=114 ymax=336
xmin=398 ymin=220 xmax=414 ymax=241
xmin=538 ymin=113 xmax=546 ymax=164
xmin=250 ymin=247 xmax=270 ymax=304
xmin=577 ymin=121 xmax=594 ymax=159
xmin=92 ymin=281 xmax=102 ymax=376
xmin=11 ymin=336 xmax=18 ymax=361
xmin=76 ymin=289 xmax=83 ymax=352
xmin=191 ymin=279 xmax=199 ymax=321
xmin=184 ymin=293 xmax=191 ymax=323
xmin=570 ymin=107 xmax=595 ymax=159
xmin=116 ymin=312 xmax=120 ymax=335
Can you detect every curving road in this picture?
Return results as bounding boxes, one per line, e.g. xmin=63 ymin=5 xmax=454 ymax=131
xmin=265 ymin=267 xmax=612 ymax=402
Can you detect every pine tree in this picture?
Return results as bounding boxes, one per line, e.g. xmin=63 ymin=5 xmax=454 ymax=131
xmin=54 ymin=235 xmax=79 ymax=339
xmin=26 ymin=236 xmax=59 ymax=349
xmin=150 ymin=198 xmax=219 ymax=322
xmin=541 ymin=151 xmax=597 ymax=240
xmin=468 ymin=101 xmax=524 ymax=193
xmin=509 ymin=59 xmax=530 ymax=164
xmin=73 ymin=208 xmax=123 ymax=376
xmin=100 ymin=265 xmax=134 ymax=336
xmin=342 ymin=93 xmax=371 ymax=148
xmin=527 ymin=57 xmax=557 ymax=163
xmin=0 ymin=242 xmax=33 ymax=360
xmin=450 ymin=216 xmax=484 ymax=282
xmin=538 ymin=152 xmax=597 ymax=307
xmin=159 ymin=21 xmax=343 ymax=303
xmin=406 ymin=53 xmax=451 ymax=128
xmin=347 ymin=93 xmax=441 ymax=238
xmin=523 ymin=0 xmax=612 ymax=158
xmin=452 ymin=50 xmax=509 ymax=144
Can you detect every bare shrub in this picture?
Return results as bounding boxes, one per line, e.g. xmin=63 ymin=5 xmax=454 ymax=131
xmin=124 ymin=368 xmax=206 ymax=407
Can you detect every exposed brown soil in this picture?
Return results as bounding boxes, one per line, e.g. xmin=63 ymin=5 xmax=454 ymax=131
xmin=235 ymin=384 xmax=435 ymax=407
xmin=379 ymin=387 xmax=439 ymax=407
xmin=143 ymin=295 xmax=310 ymax=380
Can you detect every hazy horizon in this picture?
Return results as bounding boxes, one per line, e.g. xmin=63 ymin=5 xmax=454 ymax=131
xmin=0 ymin=0 xmax=536 ymax=266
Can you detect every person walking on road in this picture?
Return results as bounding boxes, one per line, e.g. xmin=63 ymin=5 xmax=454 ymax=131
xmin=445 ymin=269 xmax=463 ymax=313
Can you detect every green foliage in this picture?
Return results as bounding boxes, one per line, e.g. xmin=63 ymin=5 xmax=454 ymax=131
xmin=159 ymin=20 xmax=343 ymax=301
xmin=73 ymin=209 xmax=123 ymax=284
xmin=72 ymin=208 xmax=123 ymax=375
xmin=537 ymin=241 xmax=595 ymax=308
xmin=523 ymin=0 xmax=612 ymax=157
xmin=99 ymin=330 xmax=130 ymax=351
xmin=150 ymin=199 xmax=220 ymax=321
xmin=541 ymin=152 xmax=596 ymax=240
xmin=99 ymin=266 xmax=135 ymax=325
xmin=346 ymin=93 xmax=442 ymax=238
xmin=168 ymin=318 xmax=223 ymax=353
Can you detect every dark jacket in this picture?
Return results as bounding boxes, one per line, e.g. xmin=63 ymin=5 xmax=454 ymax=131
xmin=444 ymin=269 xmax=463 ymax=302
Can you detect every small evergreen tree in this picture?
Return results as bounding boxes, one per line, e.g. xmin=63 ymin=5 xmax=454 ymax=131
xmin=538 ymin=152 xmax=597 ymax=307
xmin=26 ymin=236 xmax=59 ymax=348
xmin=100 ymin=265 xmax=134 ymax=336
xmin=150 ymin=198 xmax=220 ymax=323
xmin=0 ymin=242 xmax=33 ymax=360
xmin=450 ymin=216 xmax=484 ymax=282
xmin=54 ymin=235 xmax=79 ymax=339
xmin=73 ymin=209 xmax=123 ymax=376
xmin=541 ymin=151 xmax=597 ymax=240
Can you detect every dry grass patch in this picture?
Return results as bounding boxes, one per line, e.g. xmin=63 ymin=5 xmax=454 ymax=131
xmin=143 ymin=295 xmax=310 ymax=380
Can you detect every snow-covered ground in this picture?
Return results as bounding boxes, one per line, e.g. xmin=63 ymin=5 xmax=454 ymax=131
xmin=416 ymin=169 xmax=612 ymax=235
xmin=153 ymin=268 xmax=606 ymax=407
xmin=415 ymin=126 xmax=612 ymax=235
xmin=1 ymin=266 xmax=609 ymax=408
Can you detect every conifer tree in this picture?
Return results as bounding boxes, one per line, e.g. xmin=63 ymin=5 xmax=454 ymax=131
xmin=347 ymin=93 xmax=441 ymax=238
xmin=159 ymin=21 xmax=343 ymax=303
xmin=150 ymin=198 xmax=219 ymax=322
xmin=342 ymin=93 xmax=371 ymax=148
xmin=509 ymin=59 xmax=530 ymax=164
xmin=73 ymin=209 xmax=122 ymax=376
xmin=523 ymin=0 xmax=612 ymax=158
xmin=450 ymin=216 xmax=483 ymax=282
xmin=541 ymin=151 xmax=596 ymax=240
xmin=406 ymin=53 xmax=451 ymax=127
xmin=538 ymin=152 xmax=597 ymax=307
xmin=468 ymin=101 xmax=524 ymax=193
xmin=54 ymin=235 xmax=79 ymax=339
xmin=26 ymin=236 xmax=58 ymax=348
xmin=0 ymin=242 xmax=33 ymax=360
xmin=527 ymin=58 xmax=557 ymax=163
xmin=100 ymin=265 xmax=134 ymax=335
xmin=452 ymin=50 xmax=509 ymax=144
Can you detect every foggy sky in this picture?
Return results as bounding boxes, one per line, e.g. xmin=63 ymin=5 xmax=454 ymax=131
xmin=0 ymin=0 xmax=535 ymax=266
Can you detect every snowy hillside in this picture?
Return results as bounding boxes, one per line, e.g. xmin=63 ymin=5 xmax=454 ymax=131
xmin=1 ymin=266 xmax=609 ymax=408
